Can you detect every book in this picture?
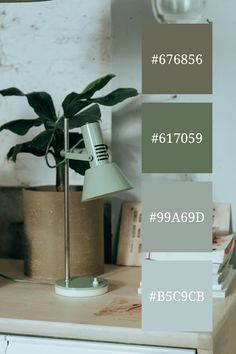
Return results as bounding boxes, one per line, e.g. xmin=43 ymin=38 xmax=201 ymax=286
xmin=212 ymin=255 xmax=231 ymax=274
xmin=212 ymin=262 xmax=231 ymax=284
xmin=149 ymin=234 xmax=235 ymax=264
xmin=212 ymin=234 xmax=235 ymax=263
xmin=213 ymin=290 xmax=227 ymax=299
xmin=212 ymin=260 xmax=235 ymax=285
xmin=212 ymin=203 xmax=231 ymax=236
xmin=212 ymin=267 xmax=236 ymax=291
xmin=117 ymin=202 xmax=142 ymax=266
xmin=213 ymin=268 xmax=236 ymax=298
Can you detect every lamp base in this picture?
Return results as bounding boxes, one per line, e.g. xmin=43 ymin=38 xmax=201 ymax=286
xmin=55 ymin=276 xmax=109 ymax=297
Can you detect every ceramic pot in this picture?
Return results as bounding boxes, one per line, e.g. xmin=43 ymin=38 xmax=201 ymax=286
xmin=23 ymin=186 xmax=104 ymax=280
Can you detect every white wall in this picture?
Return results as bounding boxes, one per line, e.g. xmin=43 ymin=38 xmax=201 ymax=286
xmin=112 ymin=0 xmax=236 ymax=231
xmin=0 ymin=0 xmax=111 ymax=187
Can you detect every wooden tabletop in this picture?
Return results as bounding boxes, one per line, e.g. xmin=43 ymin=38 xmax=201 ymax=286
xmin=0 ymin=259 xmax=236 ymax=353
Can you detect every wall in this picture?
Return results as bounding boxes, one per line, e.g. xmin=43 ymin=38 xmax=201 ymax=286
xmin=0 ymin=0 xmax=112 ymax=259
xmin=0 ymin=0 xmax=112 ymax=187
xmin=111 ymin=0 xmax=236 ymax=262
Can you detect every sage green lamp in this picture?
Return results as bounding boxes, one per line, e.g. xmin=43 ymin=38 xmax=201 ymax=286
xmin=55 ymin=119 xmax=132 ymax=297
xmin=82 ymin=163 xmax=131 ymax=201
xmin=81 ymin=122 xmax=132 ymax=201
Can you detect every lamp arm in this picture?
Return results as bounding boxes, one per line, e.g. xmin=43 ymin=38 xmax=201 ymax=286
xmin=60 ymin=149 xmax=90 ymax=162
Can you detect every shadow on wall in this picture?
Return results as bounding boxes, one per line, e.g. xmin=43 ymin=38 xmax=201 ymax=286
xmin=0 ymin=187 xmax=24 ymax=259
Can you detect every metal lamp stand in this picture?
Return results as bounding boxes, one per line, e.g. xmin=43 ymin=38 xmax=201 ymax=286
xmin=54 ymin=118 xmax=108 ymax=297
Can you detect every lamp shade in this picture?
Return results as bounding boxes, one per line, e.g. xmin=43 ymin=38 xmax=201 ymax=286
xmin=82 ymin=163 xmax=132 ymax=202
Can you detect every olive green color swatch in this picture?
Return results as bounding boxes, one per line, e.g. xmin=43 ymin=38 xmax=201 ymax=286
xmin=142 ymin=24 xmax=212 ymax=94
xmin=142 ymin=103 xmax=212 ymax=173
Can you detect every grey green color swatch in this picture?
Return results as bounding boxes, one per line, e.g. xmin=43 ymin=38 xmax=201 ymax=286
xmin=142 ymin=103 xmax=212 ymax=173
xmin=142 ymin=24 xmax=212 ymax=94
xmin=142 ymin=260 xmax=212 ymax=332
xmin=142 ymin=181 xmax=212 ymax=252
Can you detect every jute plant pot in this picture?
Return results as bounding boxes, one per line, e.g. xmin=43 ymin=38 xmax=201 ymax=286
xmin=23 ymin=186 xmax=104 ymax=280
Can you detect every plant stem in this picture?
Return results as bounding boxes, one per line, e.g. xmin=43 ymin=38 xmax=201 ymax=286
xmin=56 ymin=162 xmax=65 ymax=192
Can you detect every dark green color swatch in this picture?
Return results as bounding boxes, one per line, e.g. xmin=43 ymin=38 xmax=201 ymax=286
xmin=142 ymin=24 xmax=212 ymax=94
xmin=142 ymin=103 xmax=212 ymax=173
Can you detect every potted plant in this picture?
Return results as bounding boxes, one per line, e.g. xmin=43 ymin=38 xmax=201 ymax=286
xmin=0 ymin=74 xmax=138 ymax=280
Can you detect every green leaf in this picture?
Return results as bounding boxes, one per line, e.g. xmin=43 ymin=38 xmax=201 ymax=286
xmin=29 ymin=129 xmax=55 ymax=151
xmin=0 ymin=88 xmax=57 ymax=121
xmin=62 ymin=92 xmax=91 ymax=118
xmin=62 ymin=74 xmax=116 ymax=117
xmin=80 ymin=74 xmax=115 ymax=99
xmin=52 ymin=131 xmax=64 ymax=154
xmin=7 ymin=141 xmax=46 ymax=162
xmin=91 ymin=88 xmax=138 ymax=106
xmin=51 ymin=131 xmax=89 ymax=176
xmin=51 ymin=131 xmax=84 ymax=154
xmin=68 ymin=132 xmax=84 ymax=148
xmin=0 ymin=118 xmax=43 ymax=136
xmin=69 ymin=159 xmax=89 ymax=176
xmin=68 ymin=132 xmax=89 ymax=175
xmin=57 ymin=104 xmax=101 ymax=130
xmin=0 ymin=87 xmax=24 ymax=96
xmin=69 ymin=104 xmax=101 ymax=129
xmin=26 ymin=92 xmax=57 ymax=121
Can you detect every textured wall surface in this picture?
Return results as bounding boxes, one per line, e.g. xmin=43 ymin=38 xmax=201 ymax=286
xmin=0 ymin=0 xmax=111 ymax=187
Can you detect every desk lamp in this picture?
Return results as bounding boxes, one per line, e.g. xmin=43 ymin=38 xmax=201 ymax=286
xmin=55 ymin=118 xmax=132 ymax=297
xmin=0 ymin=0 xmax=132 ymax=298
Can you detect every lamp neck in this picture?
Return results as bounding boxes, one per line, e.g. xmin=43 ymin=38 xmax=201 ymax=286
xmin=81 ymin=122 xmax=109 ymax=168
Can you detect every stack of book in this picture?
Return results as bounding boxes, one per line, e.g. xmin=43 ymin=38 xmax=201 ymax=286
xmin=211 ymin=203 xmax=235 ymax=297
xmin=149 ymin=234 xmax=236 ymax=299
xmin=149 ymin=203 xmax=236 ymax=299
xmin=212 ymin=234 xmax=235 ymax=298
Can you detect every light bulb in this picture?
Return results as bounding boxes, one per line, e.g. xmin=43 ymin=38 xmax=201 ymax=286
xmin=152 ymin=0 xmax=207 ymax=23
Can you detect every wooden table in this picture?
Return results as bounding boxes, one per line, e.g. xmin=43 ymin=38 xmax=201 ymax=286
xmin=0 ymin=259 xmax=236 ymax=354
